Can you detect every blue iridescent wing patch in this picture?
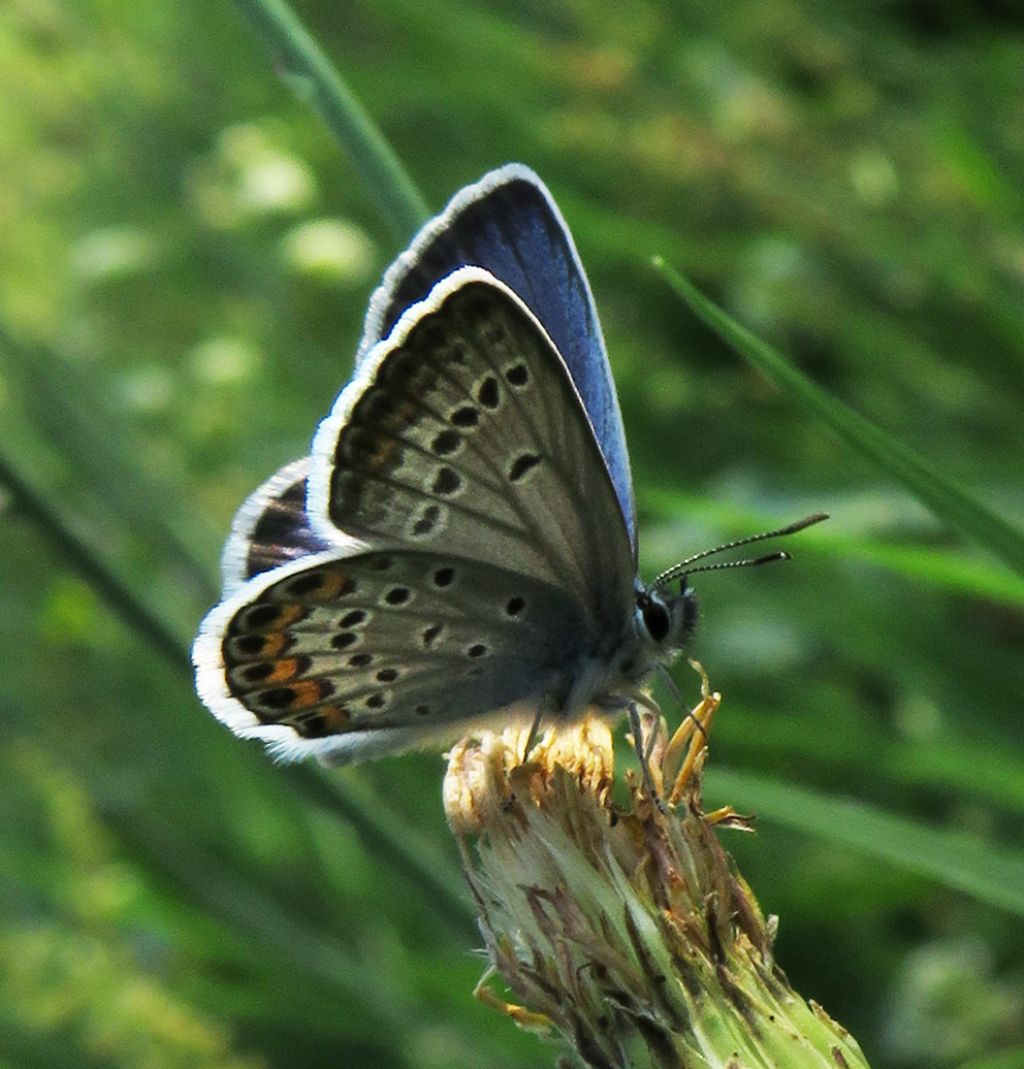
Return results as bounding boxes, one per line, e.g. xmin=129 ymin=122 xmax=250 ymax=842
xmin=360 ymin=164 xmax=636 ymax=551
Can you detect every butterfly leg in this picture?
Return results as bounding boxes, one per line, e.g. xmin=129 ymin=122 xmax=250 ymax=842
xmin=656 ymin=662 xmax=709 ymax=752
xmin=627 ymin=702 xmax=667 ymax=813
xmin=666 ymin=686 xmax=720 ymax=806
xmin=632 ymin=690 xmax=665 ymax=765
xmin=521 ymin=706 xmax=545 ymax=764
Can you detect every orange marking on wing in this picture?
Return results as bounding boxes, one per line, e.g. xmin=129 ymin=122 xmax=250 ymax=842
xmin=365 ymin=401 xmax=418 ymax=473
xmin=312 ymin=570 xmax=350 ymax=600
xmin=370 ymin=435 xmax=403 ymax=471
xmin=259 ymin=633 xmax=288 ymax=658
xmin=259 ymin=603 xmax=307 ymax=629
xmin=289 ymin=679 xmax=327 ymax=710
xmin=317 ymin=704 xmax=353 ymax=732
xmin=265 ymin=658 xmax=301 ymax=684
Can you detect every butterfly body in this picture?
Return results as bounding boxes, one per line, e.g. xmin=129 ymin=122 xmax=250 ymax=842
xmin=193 ymin=166 xmax=697 ymax=765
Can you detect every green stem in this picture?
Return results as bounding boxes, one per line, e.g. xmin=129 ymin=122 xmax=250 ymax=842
xmin=0 ymin=320 xmax=219 ymax=603
xmin=0 ymin=443 xmax=475 ymax=938
xmin=231 ymin=0 xmax=430 ymax=239
xmin=0 ymin=448 xmax=187 ymax=673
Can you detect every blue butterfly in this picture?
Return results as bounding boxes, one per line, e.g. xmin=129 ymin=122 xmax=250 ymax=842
xmin=193 ymin=165 xmax=818 ymax=765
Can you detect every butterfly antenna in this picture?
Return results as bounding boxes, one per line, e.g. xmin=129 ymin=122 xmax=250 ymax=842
xmin=685 ymin=550 xmax=790 ymax=576
xmin=652 ymin=512 xmax=828 ymax=590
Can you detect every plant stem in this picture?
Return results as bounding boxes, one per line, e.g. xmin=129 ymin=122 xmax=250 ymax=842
xmin=0 ymin=448 xmax=187 ymax=674
xmin=231 ymin=0 xmax=430 ymax=240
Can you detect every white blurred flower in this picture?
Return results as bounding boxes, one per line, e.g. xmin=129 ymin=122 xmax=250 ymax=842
xmin=281 ymin=218 xmax=376 ymax=282
xmin=70 ymin=227 xmax=160 ymax=282
xmin=188 ymin=336 xmax=259 ymax=386
xmin=188 ymin=122 xmax=317 ymax=228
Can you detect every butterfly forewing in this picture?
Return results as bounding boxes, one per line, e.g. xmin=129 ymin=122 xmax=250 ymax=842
xmin=311 ymin=271 xmax=634 ymax=631
xmin=360 ymin=166 xmax=636 ymax=549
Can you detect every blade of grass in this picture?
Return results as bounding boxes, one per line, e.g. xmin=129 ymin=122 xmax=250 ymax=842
xmin=831 ymin=539 xmax=1024 ymax=607
xmin=0 ymin=449 xmax=187 ymax=672
xmin=707 ymin=767 xmax=1024 ymax=917
xmin=231 ymin=0 xmax=430 ymax=239
xmin=106 ymin=814 xmax=412 ymax=1027
xmin=103 ymin=814 xmax=520 ymax=1069
xmin=0 ymin=2 xmax=470 ymax=941
xmin=716 ymin=704 xmax=1024 ymax=817
xmin=653 ymin=259 xmax=1024 ymax=579
xmin=279 ymin=764 xmax=477 ymax=941
xmin=0 ymin=321 xmax=219 ymax=604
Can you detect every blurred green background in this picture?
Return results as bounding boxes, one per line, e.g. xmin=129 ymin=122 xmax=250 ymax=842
xmin=2 ymin=1 xmax=1023 ymax=1066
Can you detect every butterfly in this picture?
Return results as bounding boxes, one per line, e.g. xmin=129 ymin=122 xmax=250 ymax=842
xmin=193 ymin=165 xmax=822 ymax=765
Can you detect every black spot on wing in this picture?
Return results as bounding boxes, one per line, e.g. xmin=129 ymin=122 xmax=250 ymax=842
xmin=476 ymin=375 xmax=500 ymax=409
xmin=450 ymin=405 xmax=479 ymax=428
xmin=430 ymin=430 xmax=462 ymax=456
xmin=505 ymin=362 xmax=529 ymax=387
xmin=431 ymin=468 xmax=462 ymax=496
xmin=433 ymin=566 xmax=455 ymax=587
xmin=508 ymin=453 xmax=542 ymax=482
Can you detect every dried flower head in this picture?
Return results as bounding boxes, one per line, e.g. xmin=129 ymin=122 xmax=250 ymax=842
xmin=444 ymin=671 xmax=869 ymax=1069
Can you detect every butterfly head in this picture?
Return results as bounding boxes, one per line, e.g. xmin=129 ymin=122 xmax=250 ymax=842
xmin=637 ymin=512 xmax=831 ymax=663
xmin=635 ymin=582 xmax=699 ymax=656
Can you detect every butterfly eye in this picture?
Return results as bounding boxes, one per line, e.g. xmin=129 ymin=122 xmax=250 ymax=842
xmin=638 ymin=593 xmax=671 ymax=643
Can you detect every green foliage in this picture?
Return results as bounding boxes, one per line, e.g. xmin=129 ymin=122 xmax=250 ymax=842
xmin=1 ymin=1 xmax=1022 ymax=1067
xmin=654 ymin=261 xmax=1024 ymax=576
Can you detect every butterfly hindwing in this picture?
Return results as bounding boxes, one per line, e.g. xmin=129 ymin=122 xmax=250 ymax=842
xmin=220 ymin=457 xmax=331 ymax=594
xmin=196 ymin=547 xmax=589 ymax=763
xmin=310 ymin=269 xmax=634 ymax=629
xmin=360 ymin=165 xmax=636 ymax=549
